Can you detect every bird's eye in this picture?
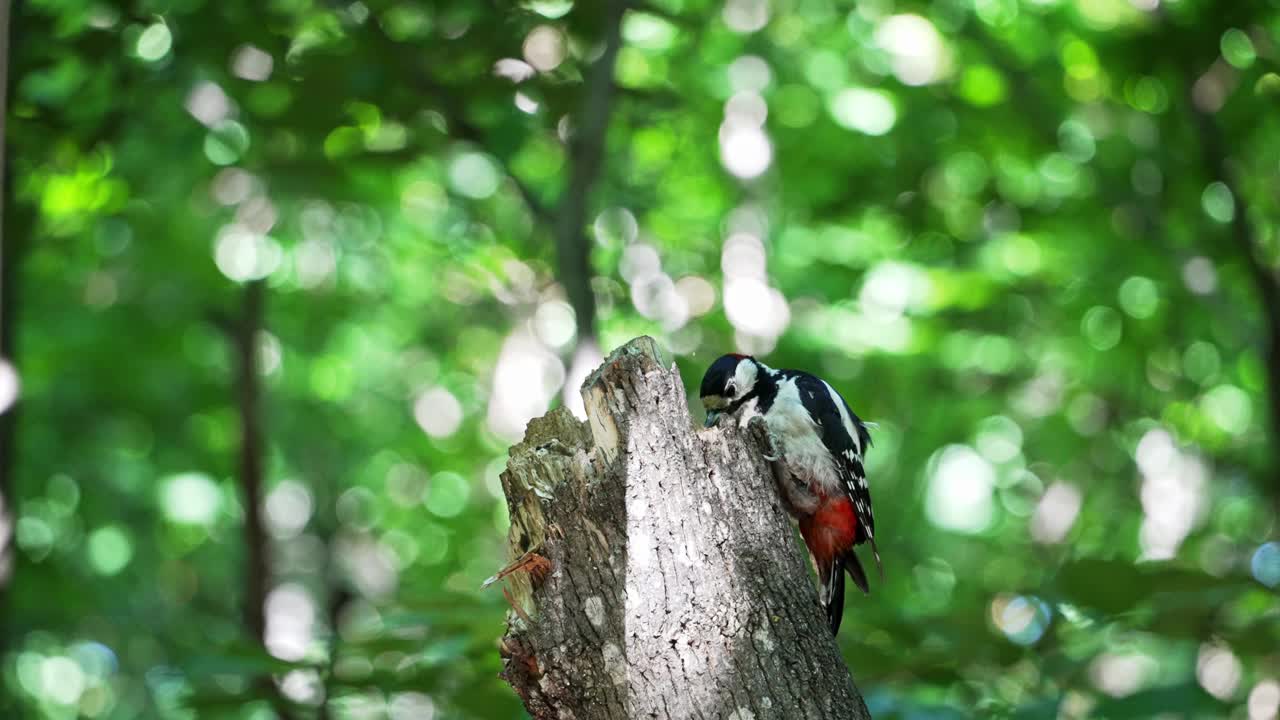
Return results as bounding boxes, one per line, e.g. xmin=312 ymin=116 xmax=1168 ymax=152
xmin=725 ymin=387 xmax=736 ymax=398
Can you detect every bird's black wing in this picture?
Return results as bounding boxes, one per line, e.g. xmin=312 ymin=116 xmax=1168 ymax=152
xmin=788 ymin=372 xmax=879 ymax=566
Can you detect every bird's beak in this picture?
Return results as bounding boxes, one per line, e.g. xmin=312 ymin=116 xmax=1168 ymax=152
xmin=704 ymin=410 xmax=721 ymax=428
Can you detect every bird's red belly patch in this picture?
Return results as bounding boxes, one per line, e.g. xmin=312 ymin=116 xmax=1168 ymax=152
xmin=799 ymin=497 xmax=858 ymax=563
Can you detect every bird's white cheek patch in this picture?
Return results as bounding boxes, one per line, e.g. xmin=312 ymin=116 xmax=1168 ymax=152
xmin=732 ymin=360 xmax=759 ymax=395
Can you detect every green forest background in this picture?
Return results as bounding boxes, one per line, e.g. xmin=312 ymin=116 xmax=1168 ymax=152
xmin=2 ymin=0 xmax=1279 ymax=718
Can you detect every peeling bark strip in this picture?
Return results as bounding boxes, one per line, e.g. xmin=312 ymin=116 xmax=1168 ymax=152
xmin=499 ymin=337 xmax=871 ymax=719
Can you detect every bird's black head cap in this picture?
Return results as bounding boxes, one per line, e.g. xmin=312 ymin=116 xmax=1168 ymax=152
xmin=699 ymin=353 xmax=752 ymax=401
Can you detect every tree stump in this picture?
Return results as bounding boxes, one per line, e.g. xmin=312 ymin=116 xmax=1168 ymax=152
xmin=497 ymin=336 xmax=872 ymax=719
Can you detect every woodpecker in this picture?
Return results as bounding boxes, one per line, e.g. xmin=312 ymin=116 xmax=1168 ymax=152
xmin=699 ymin=353 xmax=880 ymax=635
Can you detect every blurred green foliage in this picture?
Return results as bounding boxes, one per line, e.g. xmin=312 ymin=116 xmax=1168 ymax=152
xmin=3 ymin=0 xmax=1280 ymax=718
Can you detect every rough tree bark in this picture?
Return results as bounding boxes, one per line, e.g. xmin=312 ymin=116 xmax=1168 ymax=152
xmin=496 ymin=337 xmax=872 ymax=720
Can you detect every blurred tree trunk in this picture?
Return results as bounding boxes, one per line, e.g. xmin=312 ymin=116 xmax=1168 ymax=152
xmin=553 ymin=0 xmax=627 ymax=344
xmin=497 ymin=337 xmax=872 ymax=720
xmin=0 ymin=0 xmax=19 ymax=650
xmin=223 ymin=280 xmax=293 ymax=718
xmin=0 ymin=0 xmax=13 ymax=494
xmin=232 ymin=280 xmax=270 ymax=647
xmin=1170 ymin=14 xmax=1280 ymax=493
xmin=1188 ymin=98 xmax=1280 ymax=463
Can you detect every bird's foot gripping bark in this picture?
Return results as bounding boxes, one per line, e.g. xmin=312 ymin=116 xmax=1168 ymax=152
xmin=749 ymin=416 xmax=784 ymax=462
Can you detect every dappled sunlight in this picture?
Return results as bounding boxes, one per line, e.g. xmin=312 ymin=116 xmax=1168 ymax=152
xmin=134 ymin=21 xmax=172 ymax=62
xmin=447 ymin=153 xmax=500 ymax=200
xmin=718 ymin=123 xmax=772 ymax=179
xmin=185 ymin=82 xmax=232 ymax=128
xmin=562 ymin=340 xmax=603 ymax=419
xmin=265 ymin=480 xmax=314 ymax=540
xmin=335 ymin=534 xmax=399 ymax=599
xmin=719 ymin=59 xmax=774 ymax=180
xmin=728 ymin=55 xmax=771 ymax=92
xmin=278 ymin=668 xmax=324 ymax=706
xmin=721 ymin=226 xmax=789 ymax=354
xmin=1183 ymin=255 xmax=1219 ymax=295
xmin=874 ymin=14 xmax=949 ymax=86
xmin=859 ymin=261 xmax=931 ymax=320
xmin=1250 ymin=680 xmax=1280 ymax=720
xmin=5 ymin=0 xmax=1278 ymax=716
xmin=487 ymin=329 xmax=565 ymax=440
xmin=1252 ymin=542 xmax=1280 ymax=588
xmin=1090 ymin=652 xmax=1159 ymax=698
xmin=265 ymin=583 xmax=317 ymax=662
xmin=160 ymin=473 xmax=222 ymax=526
xmin=926 ymin=445 xmax=995 ymax=534
xmin=828 ymin=87 xmax=897 ymax=135
xmin=0 ymin=359 xmax=19 ymax=415
xmin=413 ymin=386 xmax=464 ymax=438
xmin=534 ymin=299 xmax=577 ymax=349
xmin=230 ymin=44 xmax=274 ymax=82
xmin=522 ymin=25 xmax=566 ymax=73
xmin=723 ymin=0 xmax=770 ymax=33
xmin=1030 ymin=482 xmax=1082 ymax=544
xmin=620 ymin=240 xmax=699 ymax=334
xmin=214 ymin=224 xmax=283 ymax=282
xmin=1136 ymin=429 xmax=1208 ymax=560
xmin=1197 ymin=643 xmax=1243 ymax=701
xmin=989 ymin=594 xmax=1052 ymax=646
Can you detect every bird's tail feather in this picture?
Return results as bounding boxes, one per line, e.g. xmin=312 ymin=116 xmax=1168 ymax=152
xmin=823 ymin=555 xmax=846 ymax=635
xmin=821 ymin=550 xmax=876 ymax=635
xmin=868 ymin=536 xmax=884 ymax=580
xmin=845 ymin=550 xmax=870 ymax=596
